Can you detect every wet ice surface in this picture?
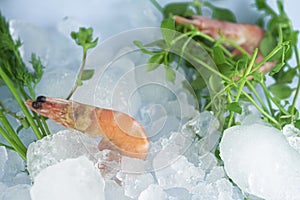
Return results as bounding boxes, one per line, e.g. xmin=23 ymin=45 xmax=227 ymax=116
xmin=27 ymin=130 xmax=99 ymax=179
xmin=0 ymin=147 xmax=31 ymax=200
xmin=220 ymin=123 xmax=300 ymax=200
xmin=31 ymin=156 xmax=105 ymax=200
xmin=24 ymin=112 xmax=243 ymax=200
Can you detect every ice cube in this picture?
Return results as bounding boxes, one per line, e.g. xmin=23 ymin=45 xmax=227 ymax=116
xmin=155 ymin=156 xmax=205 ymax=192
xmin=117 ymin=172 xmax=154 ymax=199
xmin=190 ymin=183 xmax=218 ymax=200
xmin=190 ymin=178 xmax=238 ymax=200
xmin=215 ymin=178 xmax=234 ymax=200
xmin=12 ymin=172 xmax=31 ymax=185
xmin=282 ymin=124 xmax=300 ymax=153
xmin=198 ymin=152 xmax=218 ymax=171
xmin=165 ymin=187 xmax=191 ymax=200
xmin=105 ymin=180 xmax=131 ymax=200
xmin=138 ymin=184 xmax=168 ymax=200
xmin=220 ymin=123 xmax=300 ymax=199
xmin=0 ymin=184 xmax=31 ymax=200
xmin=182 ymin=111 xmax=221 ymax=155
xmin=0 ymin=147 xmax=8 ymax=179
xmin=30 ymin=156 xmax=105 ymax=200
xmin=27 ymin=130 xmax=99 ymax=178
xmin=121 ymin=156 xmax=148 ymax=173
xmin=205 ymin=166 xmax=225 ymax=183
xmin=95 ymin=149 xmax=121 ymax=180
xmin=2 ymin=150 xmax=26 ymax=186
xmin=18 ymin=128 xmax=38 ymax=147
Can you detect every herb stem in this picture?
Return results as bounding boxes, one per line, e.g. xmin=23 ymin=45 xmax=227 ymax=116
xmin=32 ymin=112 xmax=47 ymax=137
xmin=245 ymin=81 xmax=269 ymax=113
xmin=0 ymin=101 xmax=24 ymax=121
xmin=241 ymin=91 xmax=281 ymax=129
xmin=254 ymin=42 xmax=289 ymax=72
xmin=227 ymin=49 xmax=258 ymax=127
xmin=215 ymin=37 xmax=250 ymax=58
xmin=0 ymin=109 xmax=26 ymax=152
xmin=0 ymin=142 xmax=14 ymax=150
xmin=259 ymin=81 xmax=290 ymax=116
xmin=150 ymin=0 xmax=163 ymax=13
xmin=41 ymin=116 xmax=50 ymax=135
xmin=0 ymin=67 xmax=43 ymax=140
xmin=66 ymin=49 xmax=87 ymax=100
xmin=186 ymin=53 xmax=232 ymax=83
xmin=0 ymin=116 xmax=26 ymax=160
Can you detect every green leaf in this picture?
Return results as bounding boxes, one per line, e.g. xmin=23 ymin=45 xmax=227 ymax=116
xmin=147 ymin=54 xmax=164 ymax=71
xmin=295 ymin=120 xmax=300 ymax=130
xmin=190 ymin=75 xmax=206 ymax=90
xmin=255 ymin=0 xmax=267 ymax=10
xmin=269 ymin=62 xmax=285 ymax=76
xmin=203 ymin=2 xmax=236 ymax=22
xmin=217 ymin=63 xmax=233 ymax=77
xmin=134 ymin=40 xmax=156 ymax=55
xmin=165 ymin=66 xmax=176 ymax=82
xmin=212 ymin=46 xmax=226 ymax=65
xmin=260 ymin=34 xmax=277 ymax=57
xmin=81 ymin=69 xmax=95 ymax=81
xmin=20 ymin=118 xmax=30 ymax=129
xmin=161 ymin=18 xmax=175 ymax=46
xmin=163 ymin=2 xmax=191 ymax=18
xmin=276 ymin=68 xmax=297 ymax=84
xmin=30 ymin=53 xmax=44 ymax=86
xmin=226 ymin=102 xmax=242 ymax=114
xmin=71 ymin=27 xmax=98 ymax=50
xmin=269 ymin=83 xmax=293 ymax=99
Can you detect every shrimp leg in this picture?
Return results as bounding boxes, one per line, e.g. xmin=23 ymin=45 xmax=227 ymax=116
xmin=25 ymin=96 xmax=149 ymax=160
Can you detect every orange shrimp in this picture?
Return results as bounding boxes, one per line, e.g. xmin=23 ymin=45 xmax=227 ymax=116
xmin=25 ymin=96 xmax=149 ymax=160
xmin=174 ymin=15 xmax=276 ymax=74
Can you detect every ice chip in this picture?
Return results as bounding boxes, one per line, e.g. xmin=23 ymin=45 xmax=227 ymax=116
xmin=118 ymin=172 xmax=154 ymax=199
xmin=105 ymin=180 xmax=131 ymax=200
xmin=220 ymin=123 xmax=300 ymax=199
xmin=121 ymin=156 xmax=148 ymax=173
xmin=182 ymin=111 xmax=219 ymax=138
xmin=138 ymin=184 xmax=168 ymax=200
xmin=155 ymin=156 xmax=205 ymax=192
xmin=205 ymin=166 xmax=225 ymax=183
xmin=282 ymin=124 xmax=300 ymax=153
xmin=198 ymin=152 xmax=218 ymax=171
xmin=27 ymin=130 xmax=99 ymax=178
xmin=0 ymin=184 xmax=31 ymax=200
xmin=95 ymin=149 xmax=121 ymax=180
xmin=165 ymin=187 xmax=191 ymax=200
xmin=182 ymin=111 xmax=221 ymax=155
xmin=216 ymin=178 xmax=234 ymax=200
xmin=2 ymin=150 xmax=26 ymax=185
xmin=30 ymin=156 xmax=105 ymax=200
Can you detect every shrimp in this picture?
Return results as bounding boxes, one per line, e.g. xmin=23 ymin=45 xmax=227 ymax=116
xmin=174 ymin=15 xmax=276 ymax=74
xmin=25 ymin=96 xmax=149 ymax=160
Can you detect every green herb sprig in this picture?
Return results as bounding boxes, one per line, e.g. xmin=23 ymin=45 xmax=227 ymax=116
xmin=140 ymin=0 xmax=299 ymax=131
xmin=0 ymin=13 xmax=50 ymax=160
xmin=66 ymin=27 xmax=98 ymax=100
